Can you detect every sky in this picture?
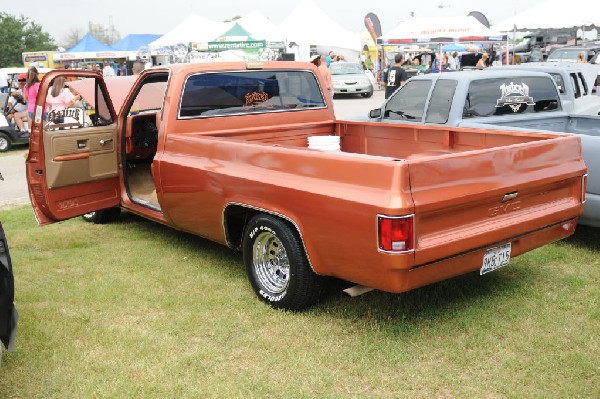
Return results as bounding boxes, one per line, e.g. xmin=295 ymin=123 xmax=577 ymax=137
xmin=3 ymin=0 xmax=548 ymax=44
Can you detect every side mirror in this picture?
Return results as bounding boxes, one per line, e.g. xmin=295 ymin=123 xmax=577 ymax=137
xmin=369 ymin=108 xmax=382 ymax=119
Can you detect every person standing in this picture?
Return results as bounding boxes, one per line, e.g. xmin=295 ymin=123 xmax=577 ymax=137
xmin=384 ymin=53 xmax=408 ymax=99
xmin=476 ymin=53 xmax=489 ymax=68
xmin=23 ymin=67 xmax=41 ymax=131
xmin=132 ymin=61 xmax=144 ymax=75
xmin=46 ymin=76 xmax=80 ymax=112
xmin=319 ymin=55 xmax=333 ymax=101
xmin=102 ymin=60 xmax=115 ymax=77
xmin=326 ymin=51 xmax=335 ymax=67
xmin=448 ymin=51 xmax=459 ymax=71
xmin=311 ymin=55 xmax=333 ymax=101
xmin=118 ymin=61 xmax=128 ymax=76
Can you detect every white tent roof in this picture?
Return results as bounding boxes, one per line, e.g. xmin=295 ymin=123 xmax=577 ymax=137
xmin=149 ymin=14 xmax=232 ymax=47
xmin=379 ymin=16 xmax=506 ymax=44
xmin=492 ymin=0 xmax=600 ymax=31
xmin=236 ymin=10 xmax=286 ymax=43
xmin=278 ymin=0 xmax=360 ymax=50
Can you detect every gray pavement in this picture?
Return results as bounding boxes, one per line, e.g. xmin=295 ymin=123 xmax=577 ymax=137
xmin=0 ymin=89 xmax=386 ymax=210
xmin=0 ymin=150 xmax=29 ymax=209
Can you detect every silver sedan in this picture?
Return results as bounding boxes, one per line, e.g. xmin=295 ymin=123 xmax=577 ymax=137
xmin=330 ymin=62 xmax=374 ymax=98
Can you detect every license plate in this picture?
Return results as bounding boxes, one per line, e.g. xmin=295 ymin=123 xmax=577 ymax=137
xmin=480 ymin=243 xmax=511 ymax=275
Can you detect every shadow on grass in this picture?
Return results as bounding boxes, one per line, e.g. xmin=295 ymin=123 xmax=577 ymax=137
xmin=109 ymin=212 xmax=534 ymax=325
xmin=321 ymin=269 xmax=528 ymax=324
xmin=115 ymin=211 xmax=244 ymax=277
xmin=563 ymin=224 xmax=600 ymax=251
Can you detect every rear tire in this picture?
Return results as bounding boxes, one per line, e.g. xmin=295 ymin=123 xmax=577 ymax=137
xmin=81 ymin=208 xmax=121 ymax=224
xmin=243 ymin=214 xmax=329 ymax=310
xmin=0 ymin=133 xmax=12 ymax=153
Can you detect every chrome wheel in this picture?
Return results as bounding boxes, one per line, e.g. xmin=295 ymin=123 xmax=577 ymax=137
xmin=252 ymin=231 xmax=290 ymax=295
xmin=243 ymin=214 xmax=330 ymax=310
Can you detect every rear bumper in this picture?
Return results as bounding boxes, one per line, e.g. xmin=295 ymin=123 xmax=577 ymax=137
xmin=379 ymin=218 xmax=578 ymax=293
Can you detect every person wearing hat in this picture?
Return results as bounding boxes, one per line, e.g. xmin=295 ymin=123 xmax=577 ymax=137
xmin=6 ymin=74 xmax=28 ymax=132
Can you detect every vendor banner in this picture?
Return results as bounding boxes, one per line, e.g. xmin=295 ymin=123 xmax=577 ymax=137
xmin=190 ymin=40 xmax=266 ymax=51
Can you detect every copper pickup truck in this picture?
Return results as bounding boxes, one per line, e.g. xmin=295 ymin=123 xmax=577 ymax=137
xmin=26 ymin=63 xmax=586 ymax=310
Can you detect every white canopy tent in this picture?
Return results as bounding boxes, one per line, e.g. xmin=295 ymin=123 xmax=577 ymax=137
xmin=149 ymin=14 xmax=233 ymax=48
xmin=278 ymin=0 xmax=361 ymax=61
xmin=236 ymin=10 xmax=286 ymax=46
xmin=492 ymin=0 xmax=600 ymax=31
xmin=379 ymin=16 xmax=506 ymax=45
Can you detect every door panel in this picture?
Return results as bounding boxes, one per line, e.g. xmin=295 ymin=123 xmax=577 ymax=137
xmin=43 ymin=125 xmax=118 ymax=189
xmin=26 ymin=70 xmax=121 ymax=225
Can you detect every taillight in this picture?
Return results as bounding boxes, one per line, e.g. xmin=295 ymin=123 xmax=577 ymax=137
xmin=378 ymin=215 xmax=414 ymax=253
xmin=582 ymin=174 xmax=588 ymax=203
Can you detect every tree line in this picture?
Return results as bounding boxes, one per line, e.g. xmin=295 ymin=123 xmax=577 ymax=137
xmin=0 ymin=12 xmax=56 ymax=68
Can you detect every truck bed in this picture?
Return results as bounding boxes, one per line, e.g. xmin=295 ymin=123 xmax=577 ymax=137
xmin=205 ymin=120 xmax=555 ymax=159
xmin=160 ymin=121 xmax=584 ymax=292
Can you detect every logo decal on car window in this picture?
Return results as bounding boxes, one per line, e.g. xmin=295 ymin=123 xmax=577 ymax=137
xmin=496 ymin=82 xmax=535 ymax=112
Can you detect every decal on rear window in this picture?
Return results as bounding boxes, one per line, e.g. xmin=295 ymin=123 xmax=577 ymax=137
xmin=496 ymin=82 xmax=536 ymax=112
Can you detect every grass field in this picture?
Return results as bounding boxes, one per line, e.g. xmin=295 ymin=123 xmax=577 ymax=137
xmin=0 ymin=205 xmax=598 ymax=398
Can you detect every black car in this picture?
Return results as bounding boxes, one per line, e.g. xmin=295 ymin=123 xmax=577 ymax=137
xmin=0 ymin=199 xmax=18 ymax=356
xmin=0 ymin=126 xmax=30 ymax=153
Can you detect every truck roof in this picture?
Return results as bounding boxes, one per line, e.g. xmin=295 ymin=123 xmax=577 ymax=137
xmin=149 ymin=61 xmax=318 ymax=76
xmin=408 ymin=69 xmax=554 ymax=82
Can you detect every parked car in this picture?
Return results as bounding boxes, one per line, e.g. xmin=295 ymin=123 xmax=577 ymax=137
xmin=0 ymin=209 xmax=18 ymax=355
xmin=546 ymin=46 xmax=600 ymax=62
xmin=330 ymin=62 xmax=373 ymax=98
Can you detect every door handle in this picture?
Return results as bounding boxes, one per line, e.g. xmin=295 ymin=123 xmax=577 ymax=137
xmin=100 ymin=138 xmax=113 ymax=146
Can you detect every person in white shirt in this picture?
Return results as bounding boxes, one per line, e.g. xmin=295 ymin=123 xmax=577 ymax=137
xmin=447 ymin=52 xmax=459 ymax=71
xmin=102 ymin=59 xmax=115 ymax=77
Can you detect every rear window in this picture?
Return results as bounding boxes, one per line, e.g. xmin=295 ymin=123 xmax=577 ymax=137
xmin=463 ymin=77 xmax=561 ymax=118
xmin=179 ymin=70 xmax=326 ymax=118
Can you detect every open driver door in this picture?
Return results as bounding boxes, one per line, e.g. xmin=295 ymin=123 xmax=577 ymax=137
xmin=26 ymin=70 xmax=121 ymax=225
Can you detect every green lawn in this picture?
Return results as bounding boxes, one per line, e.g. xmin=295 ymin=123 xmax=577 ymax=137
xmin=0 ymin=205 xmax=598 ymax=398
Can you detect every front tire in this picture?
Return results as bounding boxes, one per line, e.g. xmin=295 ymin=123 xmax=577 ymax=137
xmin=0 ymin=133 xmax=12 ymax=153
xmin=81 ymin=208 xmax=121 ymax=224
xmin=243 ymin=214 xmax=329 ymax=310
xmin=361 ymin=91 xmax=373 ymax=98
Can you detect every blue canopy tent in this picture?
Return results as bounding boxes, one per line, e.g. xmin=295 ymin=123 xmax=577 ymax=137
xmin=65 ymin=33 xmax=116 ymax=52
xmin=111 ymin=34 xmax=162 ymax=51
xmin=442 ymin=43 xmax=467 ymax=52
xmin=58 ymin=33 xmax=125 ymax=68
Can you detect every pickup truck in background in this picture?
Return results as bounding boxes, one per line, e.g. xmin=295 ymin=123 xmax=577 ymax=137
xmin=367 ymin=69 xmax=600 ymax=227
xmin=25 ymin=64 xmax=586 ymax=310
xmin=490 ymin=63 xmax=600 ymax=115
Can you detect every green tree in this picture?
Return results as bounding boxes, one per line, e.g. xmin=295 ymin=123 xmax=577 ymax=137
xmin=0 ymin=12 xmax=56 ymax=67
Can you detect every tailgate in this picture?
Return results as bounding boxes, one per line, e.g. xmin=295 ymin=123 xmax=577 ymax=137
xmin=408 ymin=135 xmax=586 ymax=266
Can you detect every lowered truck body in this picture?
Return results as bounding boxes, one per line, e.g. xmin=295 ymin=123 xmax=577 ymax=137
xmin=25 ymin=63 xmax=586 ymax=310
